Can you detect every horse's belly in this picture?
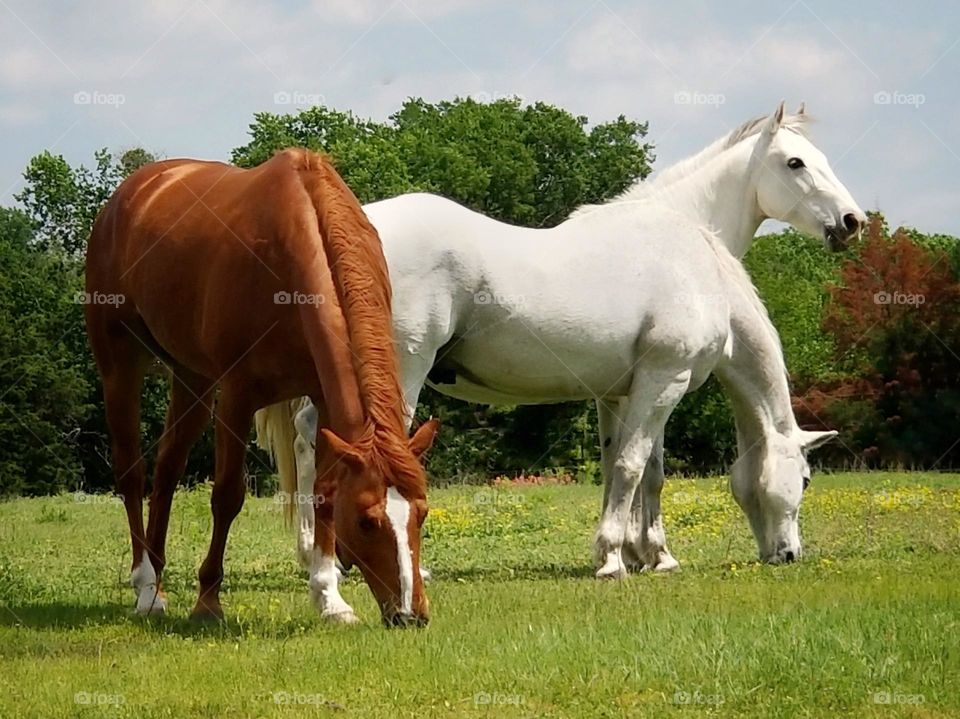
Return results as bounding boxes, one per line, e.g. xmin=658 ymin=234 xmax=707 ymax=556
xmin=437 ymin=325 xmax=637 ymax=403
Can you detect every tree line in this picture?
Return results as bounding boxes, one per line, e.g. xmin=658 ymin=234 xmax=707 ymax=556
xmin=1 ymin=97 xmax=958 ymax=496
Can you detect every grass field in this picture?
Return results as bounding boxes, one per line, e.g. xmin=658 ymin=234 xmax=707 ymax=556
xmin=1 ymin=472 xmax=958 ymax=718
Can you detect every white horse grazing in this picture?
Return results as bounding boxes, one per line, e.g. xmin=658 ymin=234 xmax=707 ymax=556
xmin=256 ymin=103 xmax=862 ymax=598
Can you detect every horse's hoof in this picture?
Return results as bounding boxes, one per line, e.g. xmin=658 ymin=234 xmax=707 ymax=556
xmin=639 ymin=555 xmax=680 ymax=573
xmin=596 ymin=565 xmax=628 ymax=579
xmin=595 ymin=553 xmax=628 ymax=579
xmin=652 ymin=555 xmax=680 ymax=573
xmin=189 ymin=599 xmax=224 ymax=622
xmin=135 ymin=598 xmax=167 ymax=616
xmin=135 ymin=588 xmax=167 ymax=616
xmin=323 ymin=610 xmax=359 ymax=625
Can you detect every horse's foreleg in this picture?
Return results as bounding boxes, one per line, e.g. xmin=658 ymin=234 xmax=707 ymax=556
xmin=594 ymin=370 xmax=690 ymax=579
xmin=191 ymin=384 xmax=251 ymax=620
xmin=400 ymin=351 xmax=434 ymax=582
xmin=622 ymin=434 xmax=679 ymax=572
xmin=309 ymin=451 xmax=358 ymax=623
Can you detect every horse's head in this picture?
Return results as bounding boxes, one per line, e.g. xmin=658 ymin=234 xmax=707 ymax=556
xmin=730 ymin=428 xmax=837 ymax=564
xmin=751 ymin=101 xmax=867 ymax=251
xmin=321 ymin=419 xmax=439 ymax=626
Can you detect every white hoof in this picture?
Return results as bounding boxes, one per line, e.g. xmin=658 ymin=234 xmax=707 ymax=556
xmin=649 ymin=554 xmax=680 ymax=573
xmin=135 ymin=587 xmax=167 ymax=615
xmin=323 ymin=609 xmax=359 ymax=624
xmin=596 ymin=551 xmax=628 ymax=579
xmin=131 ymin=552 xmax=165 ymax=615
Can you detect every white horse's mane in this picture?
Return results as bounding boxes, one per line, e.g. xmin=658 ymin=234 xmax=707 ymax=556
xmin=572 ymin=113 xmax=811 ymax=217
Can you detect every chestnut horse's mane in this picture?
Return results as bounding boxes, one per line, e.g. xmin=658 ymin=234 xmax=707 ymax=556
xmin=289 ymin=149 xmax=426 ymax=495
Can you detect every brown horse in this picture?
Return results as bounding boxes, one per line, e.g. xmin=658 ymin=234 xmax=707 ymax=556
xmin=85 ymin=149 xmax=438 ymax=626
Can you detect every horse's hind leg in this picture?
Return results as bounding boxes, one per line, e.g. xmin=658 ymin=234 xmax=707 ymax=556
xmin=293 ymin=402 xmax=319 ymax=569
xmin=597 ymin=397 xmax=626 ymax=509
xmin=145 ymin=367 xmax=214 ymax=608
xmin=595 ymin=368 xmax=691 ymax=579
xmin=192 ymin=381 xmax=252 ymax=620
xmin=89 ymin=324 xmax=155 ymax=612
xmin=622 ymin=433 xmax=680 ymax=572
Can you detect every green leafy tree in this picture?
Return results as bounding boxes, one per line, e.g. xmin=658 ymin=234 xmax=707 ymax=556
xmin=234 ymin=98 xmax=653 ymax=479
xmin=15 ymin=148 xmax=156 ymax=256
xmin=0 ymin=208 xmax=92 ymax=494
xmin=8 ymin=148 xmax=179 ymax=493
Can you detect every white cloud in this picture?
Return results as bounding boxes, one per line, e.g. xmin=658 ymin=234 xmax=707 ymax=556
xmin=0 ymin=0 xmax=956 ymax=234
xmin=0 ymin=101 xmax=42 ymax=126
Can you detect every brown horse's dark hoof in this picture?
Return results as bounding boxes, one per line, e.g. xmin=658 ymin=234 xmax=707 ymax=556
xmin=189 ymin=597 xmax=224 ymax=621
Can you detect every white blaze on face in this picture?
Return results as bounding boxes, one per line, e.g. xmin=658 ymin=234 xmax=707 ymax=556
xmin=385 ymin=486 xmax=414 ymax=615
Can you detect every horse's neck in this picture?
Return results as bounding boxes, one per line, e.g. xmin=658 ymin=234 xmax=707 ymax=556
xmin=650 ymin=141 xmax=765 ymax=259
xmin=713 ymin=290 xmax=796 ymax=448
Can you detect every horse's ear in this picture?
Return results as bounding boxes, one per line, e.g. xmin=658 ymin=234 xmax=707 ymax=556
xmin=798 ymin=429 xmax=838 ymax=453
xmin=320 ymin=428 xmax=366 ymax=471
xmin=796 ymin=101 xmax=806 ymax=116
xmin=409 ymin=418 xmax=440 ymax=460
xmin=765 ymin=100 xmax=786 ymax=134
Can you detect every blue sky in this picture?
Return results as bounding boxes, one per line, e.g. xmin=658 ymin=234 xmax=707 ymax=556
xmin=1 ymin=0 xmax=958 ymax=234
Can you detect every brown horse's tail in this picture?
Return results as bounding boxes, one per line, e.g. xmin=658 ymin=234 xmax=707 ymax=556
xmin=254 ymin=400 xmax=299 ymax=526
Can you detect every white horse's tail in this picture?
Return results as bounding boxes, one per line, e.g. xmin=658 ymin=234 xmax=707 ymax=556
xmin=254 ymin=400 xmax=301 ymax=527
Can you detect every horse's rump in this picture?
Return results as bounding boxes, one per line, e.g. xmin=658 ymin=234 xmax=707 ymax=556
xmin=86 ymin=150 xmax=365 ymax=407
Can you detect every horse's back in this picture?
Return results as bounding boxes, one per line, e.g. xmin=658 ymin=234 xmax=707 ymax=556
xmin=85 ymin=150 xmax=340 ymax=391
xmin=372 ymin=197 xmax=731 ymax=402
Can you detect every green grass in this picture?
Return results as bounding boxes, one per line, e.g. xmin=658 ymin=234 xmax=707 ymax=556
xmin=1 ymin=472 xmax=958 ymax=718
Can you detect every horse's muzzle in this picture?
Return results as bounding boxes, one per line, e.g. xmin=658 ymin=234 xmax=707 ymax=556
xmin=383 ymin=610 xmax=429 ymax=628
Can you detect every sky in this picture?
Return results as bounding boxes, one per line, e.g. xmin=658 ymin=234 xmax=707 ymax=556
xmin=0 ymin=0 xmax=958 ymax=235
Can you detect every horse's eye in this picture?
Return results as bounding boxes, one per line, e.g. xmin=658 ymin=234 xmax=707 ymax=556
xmin=358 ymin=516 xmax=377 ymax=532
xmin=787 ymin=157 xmax=805 ymax=170
xmin=802 ymin=475 xmax=811 ymax=491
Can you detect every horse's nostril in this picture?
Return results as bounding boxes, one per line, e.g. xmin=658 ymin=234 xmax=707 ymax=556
xmin=784 ymin=550 xmax=796 ymax=562
xmin=842 ymin=213 xmax=859 ymax=232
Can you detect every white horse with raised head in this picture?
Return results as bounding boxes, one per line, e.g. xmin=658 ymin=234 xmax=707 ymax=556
xmin=257 ymin=103 xmax=863 ymax=608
